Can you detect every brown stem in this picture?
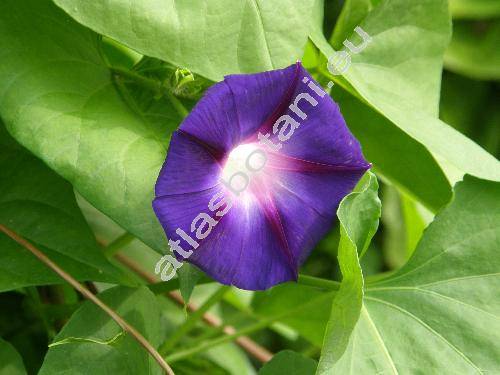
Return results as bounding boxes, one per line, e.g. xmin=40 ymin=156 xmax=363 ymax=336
xmin=84 ymin=281 xmax=99 ymax=295
xmin=0 ymin=225 xmax=175 ymax=375
xmin=115 ymin=253 xmax=273 ymax=363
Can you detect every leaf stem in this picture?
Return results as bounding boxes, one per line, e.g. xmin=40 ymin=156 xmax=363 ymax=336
xmin=165 ymin=318 xmax=273 ymax=363
xmin=165 ymin=291 xmax=335 ymax=363
xmin=159 ymin=286 xmax=230 ymax=355
xmin=103 ymin=232 xmax=136 ymax=258
xmin=297 ymin=274 xmax=341 ymax=290
xmin=110 ymin=66 xmax=189 ymax=119
xmin=110 ymin=66 xmax=161 ymax=93
xmin=113 ymin=252 xmax=273 ymax=363
xmin=164 ymin=90 xmax=189 ymax=119
xmin=0 ymin=224 xmax=175 ymax=375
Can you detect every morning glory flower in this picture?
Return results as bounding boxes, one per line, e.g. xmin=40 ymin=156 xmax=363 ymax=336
xmin=153 ymin=62 xmax=369 ymax=290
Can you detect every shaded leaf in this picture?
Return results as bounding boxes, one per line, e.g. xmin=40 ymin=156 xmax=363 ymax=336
xmin=332 ymin=88 xmax=452 ymax=211
xmin=445 ymin=20 xmax=500 ymax=81
xmin=400 ymin=191 xmax=427 ymax=257
xmin=0 ymin=124 xmax=127 ymax=290
xmin=205 ymin=343 xmax=257 ymax=375
xmin=0 ymin=338 xmax=27 ymax=375
xmin=252 ymin=284 xmax=336 ymax=346
xmin=259 ymin=350 xmax=317 ymax=375
xmin=449 ymin=0 xmax=500 ymax=19
xmin=39 ymin=286 xmax=163 ymax=375
xmin=330 ymin=0 xmax=374 ymax=49
xmin=178 ymin=265 xmax=204 ymax=304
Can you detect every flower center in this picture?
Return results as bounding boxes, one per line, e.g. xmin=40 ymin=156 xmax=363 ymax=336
xmin=221 ymin=143 xmax=268 ymax=194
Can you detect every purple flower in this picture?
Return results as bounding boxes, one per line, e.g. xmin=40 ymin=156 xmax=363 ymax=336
xmin=153 ymin=62 xmax=369 ymax=290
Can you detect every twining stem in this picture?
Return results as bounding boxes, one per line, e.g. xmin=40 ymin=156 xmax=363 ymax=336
xmin=297 ymin=274 xmax=341 ymax=290
xmin=110 ymin=66 xmax=189 ymax=120
xmin=165 ymin=318 xmax=273 ymax=363
xmin=103 ymin=232 xmax=136 ymax=258
xmin=165 ymin=90 xmax=189 ymax=119
xmin=165 ymin=291 xmax=335 ymax=363
xmin=26 ymin=287 xmax=57 ymax=339
xmin=113 ymin=252 xmax=273 ymax=363
xmin=103 ymin=232 xmax=340 ymax=362
xmin=159 ymin=285 xmax=230 ymax=355
xmin=111 ymin=66 xmax=161 ymax=93
xmin=0 ymin=224 xmax=175 ymax=375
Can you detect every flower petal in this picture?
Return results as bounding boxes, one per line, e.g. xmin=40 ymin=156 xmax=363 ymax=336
xmin=224 ymin=63 xmax=299 ymax=140
xmin=153 ymin=62 xmax=370 ymax=290
xmin=177 ymin=81 xmax=239 ymax=155
xmin=155 ymin=131 xmax=221 ymax=197
xmin=267 ymin=64 xmax=368 ymax=168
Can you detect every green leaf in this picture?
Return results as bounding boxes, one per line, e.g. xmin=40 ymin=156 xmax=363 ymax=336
xmin=205 ymin=343 xmax=257 ymax=375
xmin=0 ymin=124 xmax=127 ymax=290
xmin=178 ymin=265 xmax=204 ymax=304
xmin=330 ymin=0 xmax=374 ymax=49
xmin=332 ymin=88 xmax=452 ymax=211
xmin=445 ymin=20 xmax=500 ymax=81
xmin=439 ymin=72 xmax=489 ymax=137
xmin=317 ymin=172 xmax=380 ymax=374
xmin=439 ymin=71 xmax=499 ymax=157
xmin=259 ymin=350 xmax=317 ymax=375
xmin=312 ymin=0 xmax=449 ymax=115
xmin=449 ymin=0 xmax=500 ymax=19
xmin=380 ymin=183 xmax=408 ymax=269
xmin=0 ymin=338 xmax=27 ymax=375
xmin=311 ymin=0 xmax=500 ymax=183
xmin=171 ymin=357 xmax=228 ymax=374
xmin=252 ymin=284 xmax=336 ymax=346
xmin=39 ymin=286 xmax=163 ymax=375
xmin=380 ymin=184 xmax=429 ymax=269
xmin=335 ymin=176 xmax=500 ymax=373
xmin=53 ymin=0 xmax=314 ymax=81
xmin=314 ymin=0 xmax=453 ymax=212
xmin=0 ymin=0 xmax=181 ymax=254
xmin=100 ymin=36 xmax=142 ymax=70
xmin=400 ymin=191 xmax=427 ymax=257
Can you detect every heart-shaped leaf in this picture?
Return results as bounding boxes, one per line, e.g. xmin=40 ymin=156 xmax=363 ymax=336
xmin=53 ymin=0 xmax=314 ymax=81
xmin=0 ymin=123 xmax=127 ymax=290
xmin=334 ymin=176 xmax=500 ymax=373
xmin=0 ymin=0 xmax=180 ymax=254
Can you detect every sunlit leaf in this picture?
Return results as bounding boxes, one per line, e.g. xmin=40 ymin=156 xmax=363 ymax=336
xmin=0 ymin=0 xmax=179 ymax=254
xmin=311 ymin=0 xmax=500 ymax=184
xmin=53 ymin=0 xmax=314 ymax=81
xmin=317 ymin=172 xmax=380 ymax=373
xmin=332 ymin=89 xmax=452 ymax=211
